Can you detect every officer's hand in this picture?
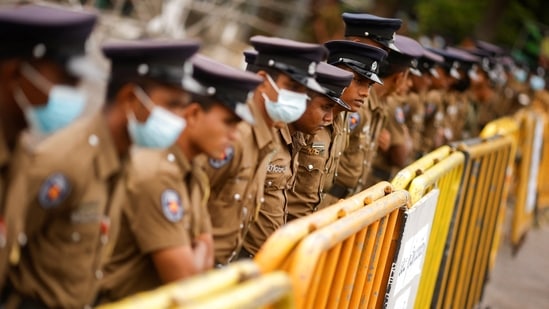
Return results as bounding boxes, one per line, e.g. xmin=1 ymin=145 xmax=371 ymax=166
xmin=192 ymin=240 xmax=208 ymax=270
xmin=377 ymin=129 xmax=391 ymax=152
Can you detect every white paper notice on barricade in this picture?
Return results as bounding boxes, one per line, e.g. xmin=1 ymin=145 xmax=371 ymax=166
xmin=526 ymin=115 xmax=543 ymax=213
xmin=384 ymin=188 xmax=439 ymax=309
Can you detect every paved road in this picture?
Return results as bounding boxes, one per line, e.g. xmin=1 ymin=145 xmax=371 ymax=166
xmin=481 ymin=217 xmax=549 ymax=309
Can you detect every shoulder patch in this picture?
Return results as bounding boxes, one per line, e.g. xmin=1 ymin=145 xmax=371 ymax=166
xmin=425 ymin=103 xmax=436 ymax=117
xmin=208 ymin=146 xmax=234 ymax=169
xmin=395 ymin=107 xmax=405 ymax=124
xmin=347 ymin=112 xmax=361 ymax=131
xmin=38 ymin=173 xmax=71 ymax=209
xmin=161 ymin=189 xmax=184 ymax=222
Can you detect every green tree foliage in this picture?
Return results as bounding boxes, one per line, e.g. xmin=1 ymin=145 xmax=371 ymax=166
xmin=415 ymin=0 xmax=488 ymax=44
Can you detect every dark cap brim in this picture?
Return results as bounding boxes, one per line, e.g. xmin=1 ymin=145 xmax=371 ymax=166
xmin=344 ymin=63 xmax=383 ymax=84
xmin=328 ymin=95 xmax=351 ymax=110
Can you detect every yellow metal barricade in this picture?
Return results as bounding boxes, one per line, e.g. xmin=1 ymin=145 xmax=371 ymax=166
xmin=480 ymin=116 xmax=519 ymax=268
xmin=503 ymin=109 xmax=543 ymax=250
xmin=254 ymin=181 xmax=393 ymax=273
xmin=97 ymin=260 xmax=294 ymax=309
xmin=391 ymin=146 xmax=465 ymax=309
xmin=434 ymin=135 xmax=514 ymax=309
xmin=537 ymin=114 xmax=549 ymax=216
xmin=286 ymin=190 xmax=411 ymax=309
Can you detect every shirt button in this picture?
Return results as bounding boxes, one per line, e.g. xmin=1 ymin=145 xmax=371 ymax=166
xmin=234 ymin=193 xmax=241 ymax=201
xmin=241 ymin=207 xmax=248 ymax=217
xmin=88 ymin=134 xmax=99 ymax=147
xmin=167 ymin=153 xmax=176 ymax=162
xmin=71 ymin=232 xmax=81 ymax=243
xmin=239 ymin=223 xmax=244 ymax=229
xmin=267 ymin=181 xmax=272 ymax=186
xmin=338 ymin=151 xmax=342 ymax=156
xmin=18 ymin=233 xmax=27 ymax=246
xmin=260 ymin=197 xmax=265 ymax=203
xmin=95 ymin=269 xmax=103 ymax=280
xmin=307 ymin=164 xmax=314 ymax=171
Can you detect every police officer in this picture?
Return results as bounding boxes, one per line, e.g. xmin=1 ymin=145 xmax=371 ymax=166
xmin=0 ymin=4 xmax=98 ymax=300
xmin=241 ymin=36 xmax=329 ymax=258
xmin=407 ymin=49 xmax=444 ymax=159
xmin=203 ymin=36 xmax=327 ymax=263
xmin=366 ymin=34 xmax=424 ymax=185
xmin=422 ymin=48 xmax=455 ymax=154
xmin=321 ymin=40 xmax=388 ymax=206
xmin=320 ymin=13 xmax=401 ymax=205
xmin=5 ymin=39 xmax=202 ymax=308
xmin=99 ymin=50 xmax=262 ymax=302
xmin=286 ymin=62 xmax=353 ymax=220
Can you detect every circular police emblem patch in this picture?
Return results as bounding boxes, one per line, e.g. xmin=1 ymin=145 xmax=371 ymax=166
xmin=38 ymin=173 xmax=71 ymax=209
xmin=209 ymin=146 xmax=234 ymax=169
xmin=348 ymin=112 xmax=361 ymax=131
xmin=395 ymin=107 xmax=405 ymax=124
xmin=161 ymin=189 xmax=184 ymax=222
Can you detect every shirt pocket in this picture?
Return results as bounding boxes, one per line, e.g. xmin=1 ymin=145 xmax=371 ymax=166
xmin=293 ymin=152 xmax=325 ymax=195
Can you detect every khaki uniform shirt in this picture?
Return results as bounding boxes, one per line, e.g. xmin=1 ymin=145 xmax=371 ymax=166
xmin=404 ymin=91 xmax=426 ymax=159
xmin=326 ymin=90 xmax=385 ymax=201
xmin=201 ymin=102 xmax=277 ymax=265
xmin=317 ymin=112 xmax=348 ymax=209
xmin=367 ymin=94 xmax=411 ymax=186
xmin=244 ymin=125 xmax=294 ymax=255
xmin=286 ymin=128 xmax=330 ymax=220
xmin=0 ymin=130 xmax=10 ymax=289
xmin=8 ymin=113 xmax=123 ymax=309
xmin=100 ymin=144 xmax=211 ymax=302
xmin=422 ymin=89 xmax=446 ymax=154
xmin=0 ymin=132 xmax=38 ymax=293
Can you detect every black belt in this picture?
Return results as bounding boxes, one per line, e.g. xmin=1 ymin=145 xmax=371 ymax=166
xmin=372 ymin=167 xmax=392 ymax=181
xmin=236 ymin=247 xmax=255 ymax=260
xmin=328 ymin=182 xmax=353 ymax=199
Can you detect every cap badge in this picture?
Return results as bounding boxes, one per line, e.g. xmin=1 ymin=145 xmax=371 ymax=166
xmin=33 ymin=43 xmax=46 ymax=59
xmin=137 ymin=63 xmax=149 ymax=75
xmin=371 ymin=61 xmax=378 ymax=71
xmin=161 ymin=189 xmax=184 ymax=222
xmin=411 ymin=59 xmax=418 ymax=68
xmin=308 ymin=62 xmax=317 ymax=75
xmin=38 ymin=173 xmax=71 ymax=209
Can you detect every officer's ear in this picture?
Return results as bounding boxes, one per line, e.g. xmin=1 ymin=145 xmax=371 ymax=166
xmin=180 ymin=102 xmax=202 ymax=126
xmin=115 ymin=83 xmax=138 ymax=111
xmin=1 ymin=58 xmax=24 ymax=91
xmin=256 ymin=70 xmax=269 ymax=90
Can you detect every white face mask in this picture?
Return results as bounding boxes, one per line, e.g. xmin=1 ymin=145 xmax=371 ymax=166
xmin=14 ymin=63 xmax=87 ymax=136
xmin=127 ymin=86 xmax=186 ymax=149
xmin=529 ymin=75 xmax=546 ymax=91
xmin=262 ymin=74 xmax=308 ymax=123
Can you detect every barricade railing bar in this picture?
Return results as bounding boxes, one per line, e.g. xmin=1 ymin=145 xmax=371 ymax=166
xmin=97 ymin=260 xmax=294 ymax=309
xmin=433 ymin=135 xmax=514 ymax=309
xmin=254 ymin=181 xmax=393 ymax=273
xmin=390 ymin=149 xmax=465 ymax=309
xmin=287 ymin=189 xmax=411 ymax=309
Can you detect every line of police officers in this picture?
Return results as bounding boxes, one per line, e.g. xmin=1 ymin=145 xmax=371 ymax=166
xmin=0 ymin=3 xmax=547 ymax=309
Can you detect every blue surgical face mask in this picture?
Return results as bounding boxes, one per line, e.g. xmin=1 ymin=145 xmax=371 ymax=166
xmin=14 ymin=63 xmax=86 ymax=135
xmin=127 ymin=86 xmax=186 ymax=149
xmin=262 ymin=74 xmax=308 ymax=123
xmin=513 ymin=69 xmax=527 ymax=83
xmin=529 ymin=75 xmax=546 ymax=91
